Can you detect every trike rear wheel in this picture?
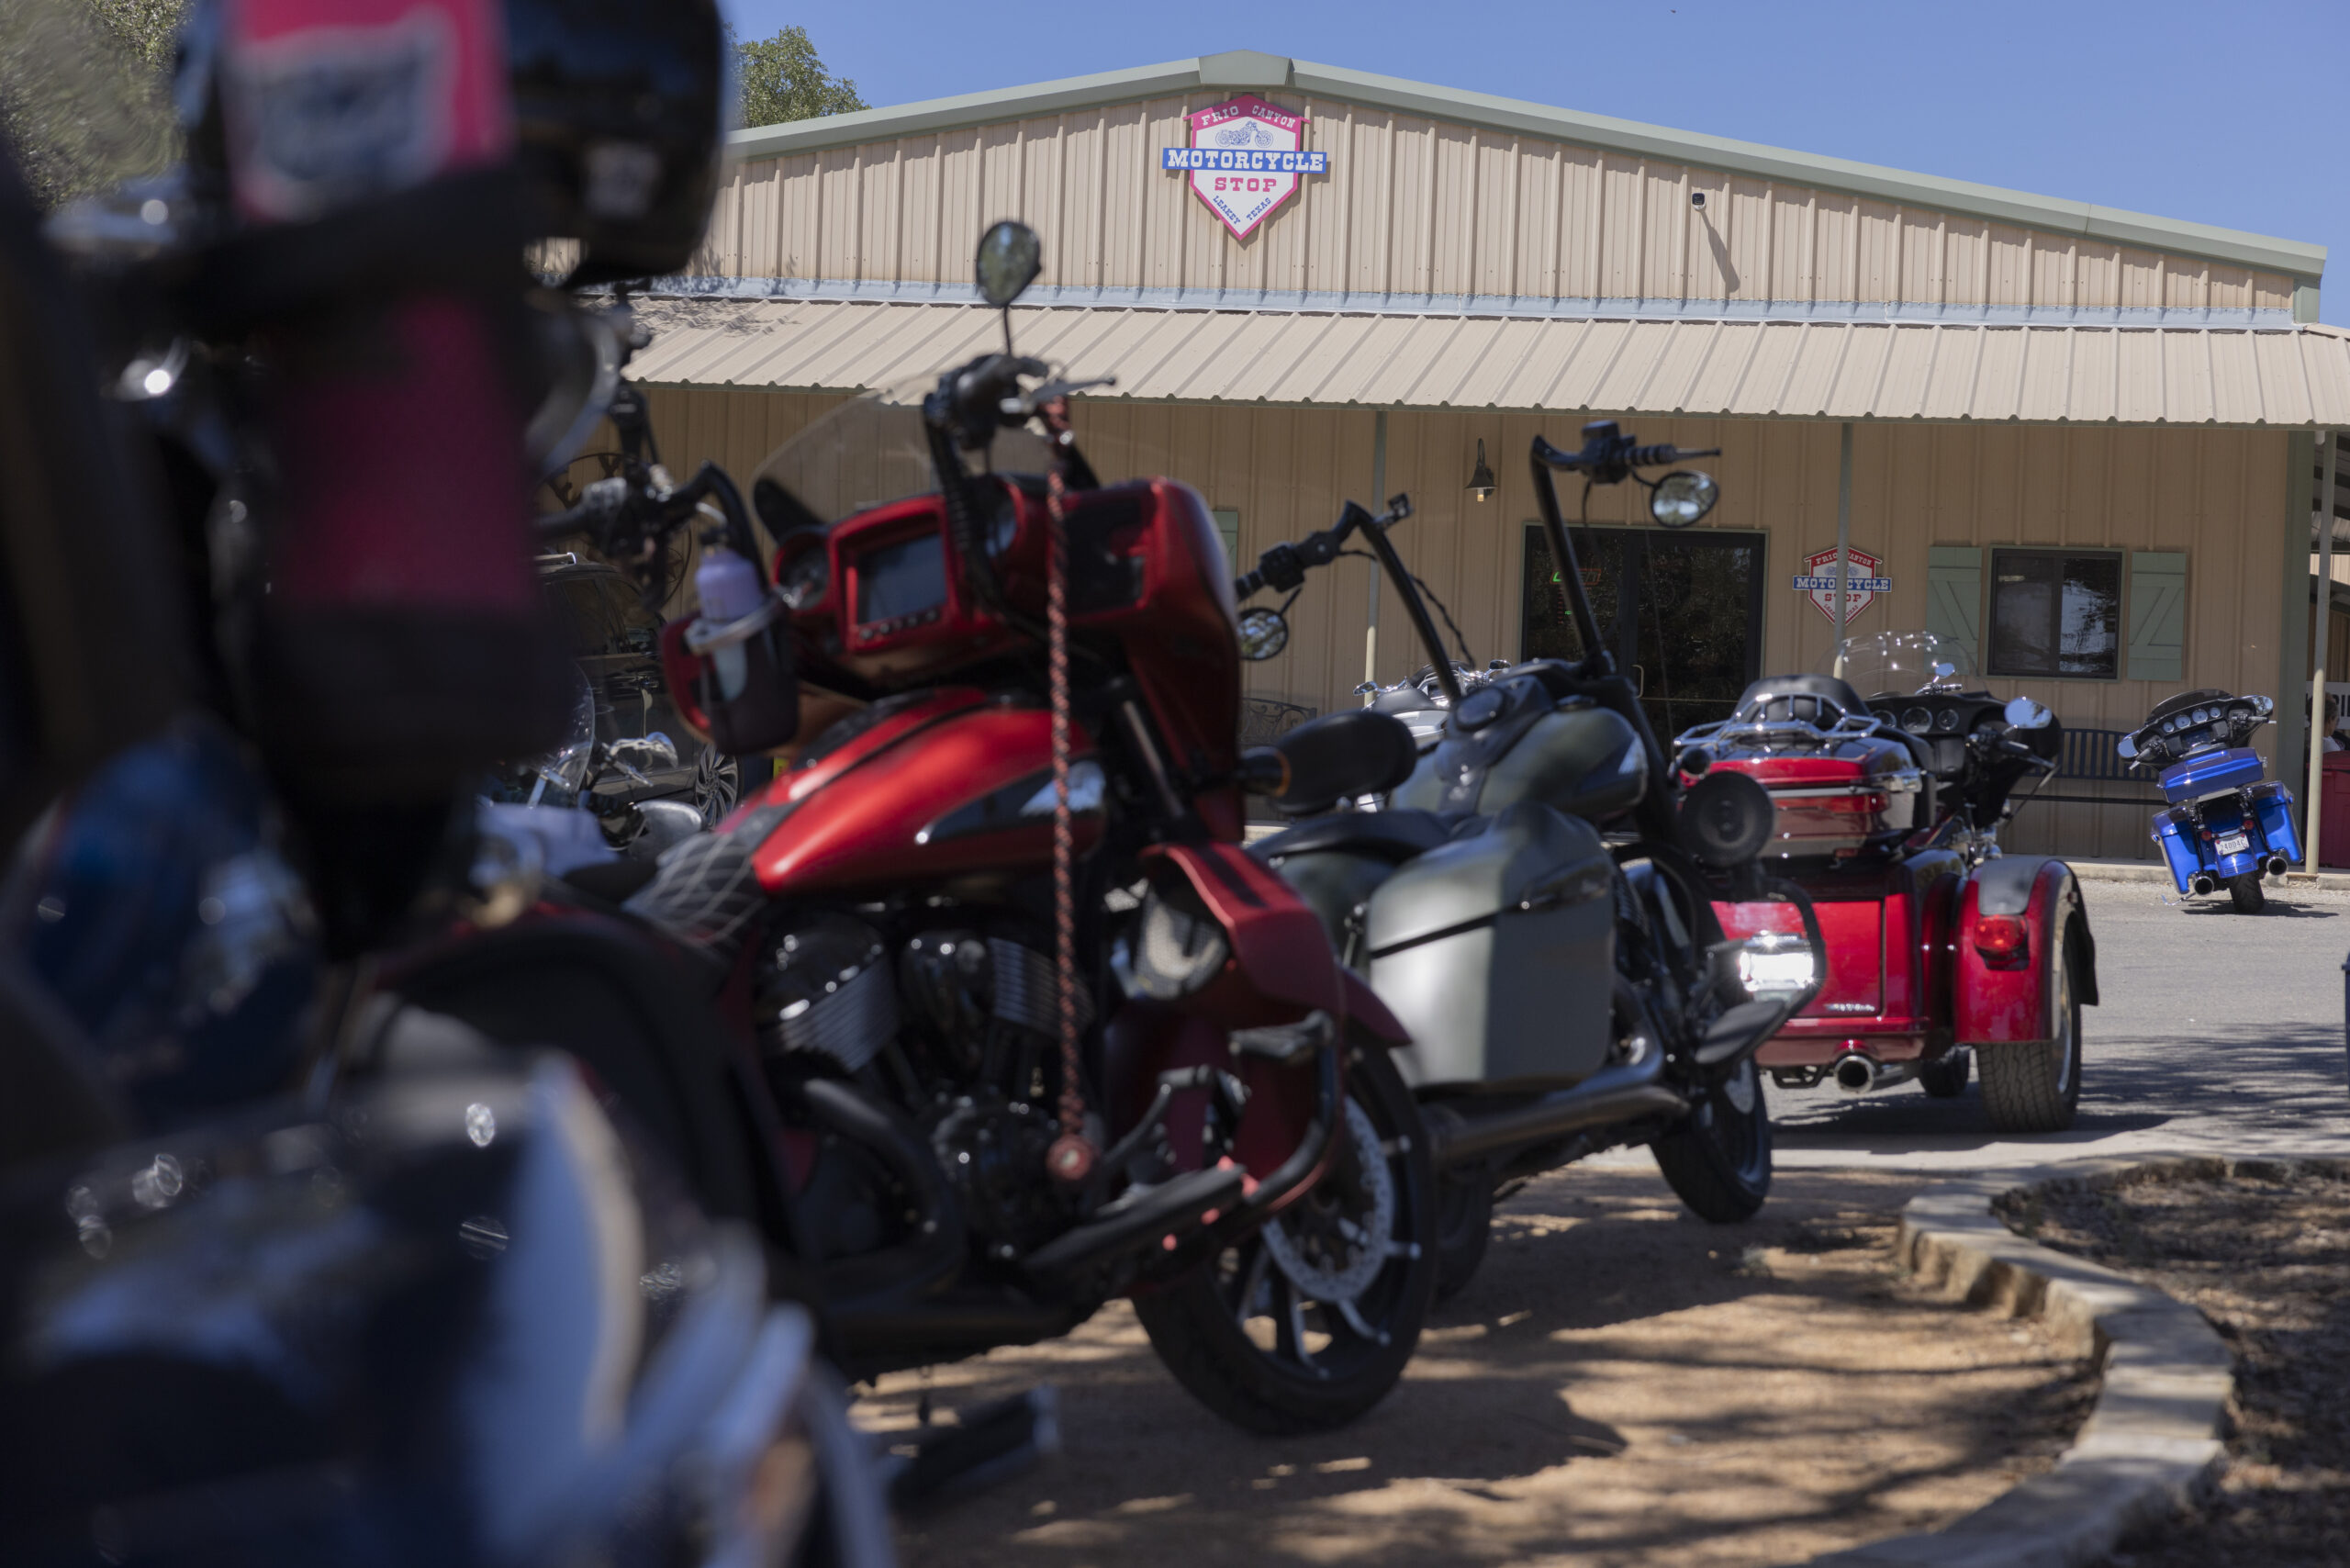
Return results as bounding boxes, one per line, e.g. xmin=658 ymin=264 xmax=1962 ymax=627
xmin=1976 ymin=915 xmax=2084 ymax=1134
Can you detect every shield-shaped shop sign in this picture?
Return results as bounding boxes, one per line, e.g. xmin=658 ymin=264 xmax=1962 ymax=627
xmin=1792 ymin=545 xmax=1893 ymax=622
xmin=1160 ymin=95 xmax=1326 ymax=241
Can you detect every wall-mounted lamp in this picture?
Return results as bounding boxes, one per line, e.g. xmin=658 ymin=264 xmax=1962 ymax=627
xmin=1465 ymin=439 xmax=1496 ymax=502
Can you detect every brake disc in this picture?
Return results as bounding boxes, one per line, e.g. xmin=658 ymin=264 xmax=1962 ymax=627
xmin=1259 ymin=1098 xmax=1394 ymax=1304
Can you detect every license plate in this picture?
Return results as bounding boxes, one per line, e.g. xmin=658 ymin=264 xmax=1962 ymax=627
xmin=1739 ymin=948 xmax=1816 ymax=994
xmin=2216 ymin=833 xmax=2251 ymax=856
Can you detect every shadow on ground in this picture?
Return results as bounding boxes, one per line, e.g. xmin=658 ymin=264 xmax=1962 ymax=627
xmin=881 ymin=1170 xmax=2091 ymax=1568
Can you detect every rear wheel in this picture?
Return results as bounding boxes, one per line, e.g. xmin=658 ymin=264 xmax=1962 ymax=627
xmin=1653 ymin=1054 xmax=1772 ymax=1223
xmin=1431 ymin=1163 xmax=1494 ymax=1303
xmin=1918 ymin=1046 xmax=1971 ymax=1099
xmin=1977 ymin=917 xmax=2085 ymax=1133
xmin=1135 ymin=1047 xmax=1436 ymax=1434
xmin=2228 ymin=872 xmax=2266 ymax=913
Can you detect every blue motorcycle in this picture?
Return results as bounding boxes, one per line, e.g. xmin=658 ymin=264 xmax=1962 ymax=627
xmin=2118 ymin=689 xmax=2300 ymax=913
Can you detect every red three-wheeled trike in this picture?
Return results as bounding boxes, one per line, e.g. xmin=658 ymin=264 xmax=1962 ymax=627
xmin=1673 ymin=632 xmax=2097 ymax=1133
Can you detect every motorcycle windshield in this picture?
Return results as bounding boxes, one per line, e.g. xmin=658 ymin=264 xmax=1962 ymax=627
xmin=1823 ymin=631 xmax=1974 ymax=696
xmin=750 ymin=374 xmax=1061 ymax=531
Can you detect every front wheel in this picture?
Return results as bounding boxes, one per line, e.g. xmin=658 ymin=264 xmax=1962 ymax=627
xmin=2228 ymin=872 xmax=2266 ymax=913
xmin=1134 ymin=1046 xmax=1436 ymax=1435
xmin=1431 ymin=1163 xmax=1495 ymax=1303
xmin=1652 ymin=1054 xmax=1772 ymax=1223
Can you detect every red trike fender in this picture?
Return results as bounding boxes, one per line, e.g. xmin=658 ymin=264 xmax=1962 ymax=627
xmin=1953 ymin=857 xmax=2096 ymax=1045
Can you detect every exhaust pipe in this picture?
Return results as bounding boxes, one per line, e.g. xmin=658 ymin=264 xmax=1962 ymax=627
xmin=1425 ymin=1052 xmax=1687 ymax=1170
xmin=2189 ymin=872 xmax=2217 ymax=897
xmin=1834 ymin=1055 xmax=1876 ymax=1094
xmin=2266 ymin=855 xmax=2289 ymax=879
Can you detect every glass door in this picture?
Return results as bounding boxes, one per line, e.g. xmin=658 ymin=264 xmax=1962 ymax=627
xmin=1521 ymin=524 xmax=1767 ymax=743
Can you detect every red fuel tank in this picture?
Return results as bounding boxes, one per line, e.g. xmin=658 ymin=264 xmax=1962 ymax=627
xmin=737 ymin=691 xmax=1102 ymax=897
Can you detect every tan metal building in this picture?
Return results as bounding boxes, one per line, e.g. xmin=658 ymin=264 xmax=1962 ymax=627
xmin=623 ymin=50 xmax=2350 ymax=861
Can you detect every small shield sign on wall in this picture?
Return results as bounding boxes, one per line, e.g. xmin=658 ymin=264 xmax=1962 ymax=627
xmin=1793 ymin=545 xmax=1892 ymax=622
xmin=1160 ymin=95 xmax=1327 ymax=241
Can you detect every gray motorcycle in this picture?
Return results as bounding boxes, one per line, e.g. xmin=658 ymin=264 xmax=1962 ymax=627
xmin=1231 ymin=424 xmax=1825 ymax=1300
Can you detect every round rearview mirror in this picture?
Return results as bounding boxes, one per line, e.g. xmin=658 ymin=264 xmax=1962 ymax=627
xmin=1237 ymin=607 xmax=1291 ymax=662
xmin=2115 ymin=734 xmax=2138 ymax=759
xmin=2003 ymin=695 xmax=2053 ymax=730
xmin=2252 ymin=694 xmax=2275 ymax=717
xmin=975 ymin=220 xmax=1043 ymax=308
xmin=1650 ymin=470 xmax=1718 ymax=528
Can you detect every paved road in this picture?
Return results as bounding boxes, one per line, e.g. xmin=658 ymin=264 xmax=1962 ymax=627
xmin=1596 ymin=875 xmax=2350 ymax=1177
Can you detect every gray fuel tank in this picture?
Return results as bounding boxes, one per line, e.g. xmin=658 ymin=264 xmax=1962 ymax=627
xmin=1365 ymin=800 xmax=1617 ymax=1091
xmin=1393 ymin=683 xmax=1647 ymax=823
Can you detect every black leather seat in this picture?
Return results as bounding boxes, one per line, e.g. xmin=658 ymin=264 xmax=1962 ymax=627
xmin=1250 ymin=809 xmax=1455 ymax=864
xmin=1730 ymin=674 xmax=1869 ymax=724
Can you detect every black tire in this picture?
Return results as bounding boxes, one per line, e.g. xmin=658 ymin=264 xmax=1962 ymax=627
xmin=1977 ymin=915 xmax=2085 ymax=1134
xmin=1918 ymin=1046 xmax=1971 ymax=1099
xmin=1432 ymin=1163 xmax=1494 ymax=1303
xmin=2228 ymin=872 xmax=2266 ymax=913
xmin=1653 ymin=1053 xmax=1772 ymax=1223
xmin=1134 ymin=1046 xmax=1436 ymax=1434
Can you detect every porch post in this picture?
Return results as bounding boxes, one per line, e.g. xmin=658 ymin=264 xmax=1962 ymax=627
xmin=2309 ymin=430 xmax=2339 ymax=868
xmin=1364 ymin=409 xmax=1387 ymax=695
xmin=1832 ymin=421 xmax=1853 ymax=678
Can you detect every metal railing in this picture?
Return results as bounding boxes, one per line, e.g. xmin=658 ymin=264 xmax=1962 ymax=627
xmin=1240 ymin=698 xmax=1316 ymax=747
xmin=2041 ymin=725 xmax=2163 ymax=807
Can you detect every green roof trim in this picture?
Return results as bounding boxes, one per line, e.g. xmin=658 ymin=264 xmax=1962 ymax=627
xmin=728 ymin=52 xmax=2324 ymax=284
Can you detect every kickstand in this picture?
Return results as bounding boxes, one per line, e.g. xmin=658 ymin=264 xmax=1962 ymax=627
xmin=881 ymin=1384 xmax=1061 ymax=1514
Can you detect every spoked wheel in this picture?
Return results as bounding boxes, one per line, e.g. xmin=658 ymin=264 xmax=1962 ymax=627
xmin=692 ymin=748 xmax=741 ymax=827
xmin=1432 ymin=1162 xmax=1495 ymax=1303
xmin=2228 ymin=872 xmax=2266 ymax=913
xmin=1978 ymin=914 xmax=2085 ymax=1133
xmin=1134 ymin=1047 xmax=1436 ymax=1434
xmin=1653 ymin=1053 xmax=1773 ymax=1223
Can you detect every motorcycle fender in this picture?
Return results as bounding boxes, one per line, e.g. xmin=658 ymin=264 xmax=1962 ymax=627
xmin=1100 ymin=999 xmax=1332 ymax=1212
xmin=1953 ymin=857 xmax=2087 ymax=1044
xmin=1144 ymin=842 xmax=1347 ymax=1027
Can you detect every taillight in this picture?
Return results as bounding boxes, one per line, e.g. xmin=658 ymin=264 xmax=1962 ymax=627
xmin=1973 ymin=913 xmax=2030 ymax=969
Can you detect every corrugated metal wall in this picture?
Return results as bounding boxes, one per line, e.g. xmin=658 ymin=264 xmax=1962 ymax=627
xmin=641 ymin=383 xmax=2288 ymax=861
xmin=697 ymin=94 xmax=2298 ymax=314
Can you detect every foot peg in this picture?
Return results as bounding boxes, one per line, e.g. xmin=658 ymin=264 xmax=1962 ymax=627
xmin=884 ymin=1385 xmax=1061 ymax=1512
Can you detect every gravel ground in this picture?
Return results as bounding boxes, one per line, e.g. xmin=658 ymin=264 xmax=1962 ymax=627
xmin=877 ymin=1169 xmax=2091 ymax=1568
xmin=2001 ymin=1164 xmax=2350 ymax=1568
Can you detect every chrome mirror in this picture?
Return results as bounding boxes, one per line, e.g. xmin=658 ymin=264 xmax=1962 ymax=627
xmin=2115 ymin=734 xmax=2138 ymax=759
xmin=2003 ymin=695 xmax=2053 ymax=730
xmin=975 ymin=220 xmax=1043 ymax=308
xmin=1237 ymin=607 xmax=1290 ymax=662
xmin=1649 ymin=470 xmax=1718 ymax=528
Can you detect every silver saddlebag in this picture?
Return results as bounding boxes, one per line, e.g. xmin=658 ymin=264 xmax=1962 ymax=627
xmin=1365 ymin=800 xmax=1616 ymax=1091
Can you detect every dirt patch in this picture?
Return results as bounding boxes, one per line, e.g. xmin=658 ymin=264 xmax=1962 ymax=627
xmin=1999 ymin=1161 xmax=2350 ymax=1567
xmin=874 ymin=1167 xmax=2090 ymax=1567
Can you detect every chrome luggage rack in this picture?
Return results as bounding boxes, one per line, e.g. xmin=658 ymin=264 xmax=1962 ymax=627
xmin=1674 ymin=709 xmax=1892 ymax=755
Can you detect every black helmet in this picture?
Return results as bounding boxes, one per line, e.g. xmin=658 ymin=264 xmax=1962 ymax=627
xmin=0 ymin=1052 xmax=890 ymax=1566
xmin=504 ymin=0 xmax=727 ymax=286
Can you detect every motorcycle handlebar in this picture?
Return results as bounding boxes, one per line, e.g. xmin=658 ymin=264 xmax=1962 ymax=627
xmin=1234 ymin=495 xmax=1412 ymax=599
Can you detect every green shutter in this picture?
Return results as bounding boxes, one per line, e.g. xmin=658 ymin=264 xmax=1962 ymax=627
xmin=2128 ymin=551 xmax=2187 ymax=682
xmin=1211 ymin=509 xmax=1241 ymax=572
xmin=1926 ymin=546 xmax=1983 ymax=666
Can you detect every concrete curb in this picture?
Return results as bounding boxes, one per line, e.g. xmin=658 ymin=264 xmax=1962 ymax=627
xmin=1800 ymin=1156 xmax=2253 ymax=1568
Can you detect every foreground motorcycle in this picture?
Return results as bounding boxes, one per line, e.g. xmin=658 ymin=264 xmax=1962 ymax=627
xmin=1673 ymin=632 xmax=2098 ymax=1133
xmin=1237 ymin=422 xmax=1824 ymax=1299
xmin=2118 ymin=690 xmax=2297 ymax=912
xmin=533 ymin=221 xmax=1437 ymax=1433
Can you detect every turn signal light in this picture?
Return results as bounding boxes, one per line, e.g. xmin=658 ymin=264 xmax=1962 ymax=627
xmin=1973 ymin=913 xmax=2030 ymax=969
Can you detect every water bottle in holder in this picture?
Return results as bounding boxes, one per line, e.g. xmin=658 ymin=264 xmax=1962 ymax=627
xmin=666 ymin=532 xmax=798 ymax=756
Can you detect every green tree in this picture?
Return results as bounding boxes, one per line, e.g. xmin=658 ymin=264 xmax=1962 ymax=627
xmin=0 ymin=0 xmax=185 ymax=207
xmin=733 ymin=25 xmax=866 ymax=129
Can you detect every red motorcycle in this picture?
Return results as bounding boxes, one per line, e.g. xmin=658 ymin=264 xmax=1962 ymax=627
xmin=516 ymin=222 xmax=1438 ymax=1434
xmin=1673 ymin=631 xmax=2097 ymax=1132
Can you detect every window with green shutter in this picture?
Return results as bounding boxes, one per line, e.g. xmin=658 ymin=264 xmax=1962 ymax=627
xmin=1926 ymin=546 xmax=1983 ymax=666
xmin=1211 ymin=509 xmax=1241 ymax=573
xmin=2126 ymin=551 xmax=2187 ymax=682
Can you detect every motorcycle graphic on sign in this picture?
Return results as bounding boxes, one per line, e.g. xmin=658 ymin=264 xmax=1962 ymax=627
xmin=1160 ymin=95 xmax=1328 ymax=241
xmin=1793 ymin=545 xmax=1892 ymax=622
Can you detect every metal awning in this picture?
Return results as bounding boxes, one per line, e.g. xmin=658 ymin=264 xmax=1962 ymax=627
xmin=627 ymin=297 xmax=2350 ymax=428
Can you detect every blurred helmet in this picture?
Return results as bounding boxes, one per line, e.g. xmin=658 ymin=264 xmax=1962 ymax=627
xmin=507 ymin=0 xmax=729 ymax=286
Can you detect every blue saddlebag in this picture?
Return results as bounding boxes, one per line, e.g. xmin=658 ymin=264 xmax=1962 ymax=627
xmin=2152 ymin=810 xmax=2199 ymax=890
xmin=2249 ymin=779 xmax=2302 ymax=864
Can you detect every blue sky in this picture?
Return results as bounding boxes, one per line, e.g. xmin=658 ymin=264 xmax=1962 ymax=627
xmin=720 ymin=0 xmax=2344 ymax=326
